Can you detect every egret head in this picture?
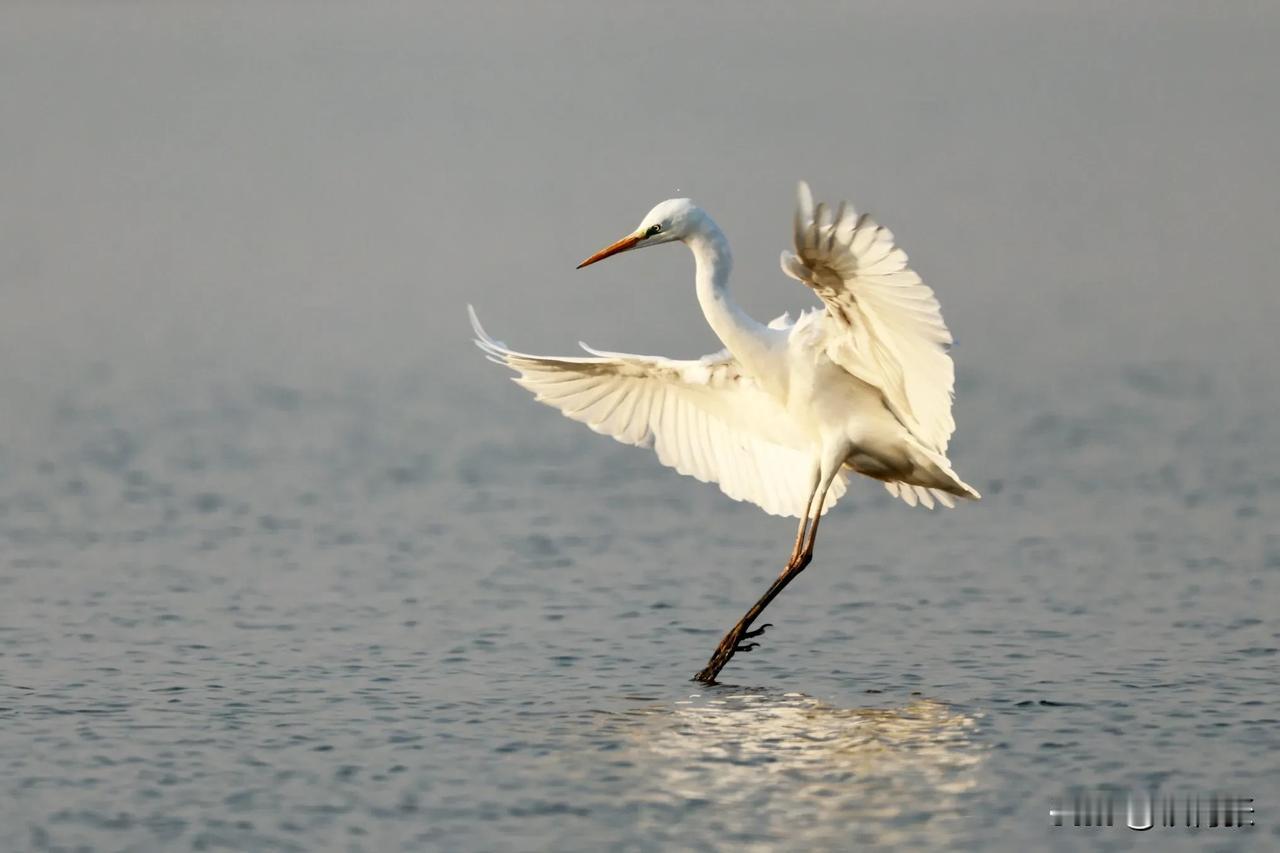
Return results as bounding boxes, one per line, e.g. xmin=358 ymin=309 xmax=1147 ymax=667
xmin=577 ymin=198 xmax=701 ymax=269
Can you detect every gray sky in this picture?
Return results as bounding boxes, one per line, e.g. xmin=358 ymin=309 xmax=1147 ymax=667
xmin=2 ymin=2 xmax=1277 ymax=420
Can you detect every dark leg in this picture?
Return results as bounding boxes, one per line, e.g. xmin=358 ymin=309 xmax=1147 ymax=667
xmin=692 ymin=550 xmax=812 ymax=684
xmin=692 ymin=467 xmax=837 ymax=685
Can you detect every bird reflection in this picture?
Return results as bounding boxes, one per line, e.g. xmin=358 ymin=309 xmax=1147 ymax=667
xmin=617 ymin=690 xmax=986 ymax=848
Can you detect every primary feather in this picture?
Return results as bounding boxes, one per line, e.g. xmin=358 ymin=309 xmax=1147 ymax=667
xmin=781 ymin=181 xmax=957 ymax=456
xmin=469 ymin=306 xmax=847 ymax=518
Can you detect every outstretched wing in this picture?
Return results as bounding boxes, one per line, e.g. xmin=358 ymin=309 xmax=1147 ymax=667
xmin=469 ymin=306 xmax=845 ymax=518
xmin=780 ymin=181 xmax=956 ymax=455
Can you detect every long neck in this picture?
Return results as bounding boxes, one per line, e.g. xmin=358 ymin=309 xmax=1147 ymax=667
xmin=686 ymin=219 xmax=775 ymax=373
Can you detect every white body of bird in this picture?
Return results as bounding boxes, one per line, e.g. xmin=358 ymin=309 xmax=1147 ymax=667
xmin=470 ymin=182 xmax=979 ymax=682
xmin=470 ymin=182 xmax=977 ymax=520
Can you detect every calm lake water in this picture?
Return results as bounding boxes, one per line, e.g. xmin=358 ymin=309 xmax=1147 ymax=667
xmin=2 ymin=3 xmax=1277 ymax=851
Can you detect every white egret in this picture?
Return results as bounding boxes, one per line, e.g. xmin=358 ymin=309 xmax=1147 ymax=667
xmin=469 ymin=182 xmax=979 ymax=683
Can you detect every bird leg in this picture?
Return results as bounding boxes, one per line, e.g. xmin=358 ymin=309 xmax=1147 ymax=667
xmin=692 ymin=552 xmax=811 ymax=683
xmin=787 ymin=514 xmax=810 ymax=566
xmin=787 ymin=468 xmax=821 ymax=565
xmin=692 ymin=467 xmax=835 ymax=685
xmin=800 ymin=501 xmax=824 ymax=558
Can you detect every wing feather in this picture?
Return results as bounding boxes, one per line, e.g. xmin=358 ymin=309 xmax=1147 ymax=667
xmin=780 ymin=182 xmax=957 ymax=454
xmin=469 ymin=306 xmax=846 ymax=518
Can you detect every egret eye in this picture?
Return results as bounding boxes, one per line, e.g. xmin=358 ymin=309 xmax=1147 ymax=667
xmin=647 ymin=224 xmax=662 ymax=236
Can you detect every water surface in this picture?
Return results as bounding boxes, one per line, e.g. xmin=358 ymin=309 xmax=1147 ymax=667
xmin=1 ymin=3 xmax=1277 ymax=850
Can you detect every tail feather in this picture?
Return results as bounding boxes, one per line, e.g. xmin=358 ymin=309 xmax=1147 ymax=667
xmin=881 ymin=444 xmax=980 ymax=510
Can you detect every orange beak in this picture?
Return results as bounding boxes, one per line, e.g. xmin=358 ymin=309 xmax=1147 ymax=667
xmin=577 ymin=232 xmax=642 ymax=269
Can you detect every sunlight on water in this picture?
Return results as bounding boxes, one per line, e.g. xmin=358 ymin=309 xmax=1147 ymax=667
xmin=610 ymin=692 xmax=985 ymax=847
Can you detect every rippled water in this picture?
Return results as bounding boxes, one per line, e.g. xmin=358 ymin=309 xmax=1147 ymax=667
xmin=3 ymin=3 xmax=1279 ymax=851
xmin=1 ymin=362 xmax=1275 ymax=851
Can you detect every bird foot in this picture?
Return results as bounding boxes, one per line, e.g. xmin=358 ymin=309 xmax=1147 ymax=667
xmin=733 ymin=623 xmax=773 ymax=652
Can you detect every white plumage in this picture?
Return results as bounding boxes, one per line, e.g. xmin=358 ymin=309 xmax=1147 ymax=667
xmin=470 ymin=307 xmax=847 ymax=518
xmin=781 ymin=181 xmax=957 ymax=456
xmin=470 ymin=181 xmax=980 ymax=683
xmin=470 ymin=181 xmax=977 ymax=521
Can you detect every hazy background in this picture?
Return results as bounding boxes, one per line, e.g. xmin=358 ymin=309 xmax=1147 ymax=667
xmin=1 ymin=2 xmax=1277 ymax=851
xmin=4 ymin=1 xmax=1278 ymax=411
